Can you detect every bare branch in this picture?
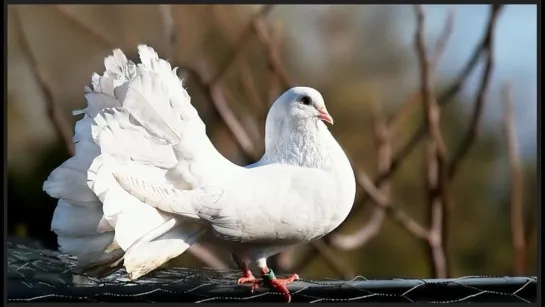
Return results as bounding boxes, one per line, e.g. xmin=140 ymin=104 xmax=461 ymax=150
xmin=502 ymin=82 xmax=526 ymax=275
xmin=413 ymin=5 xmax=450 ymax=278
xmin=447 ymin=22 xmax=496 ymax=180
xmin=252 ymin=18 xmax=292 ymax=87
xmin=184 ymin=67 xmax=256 ymax=162
xmin=12 ymin=8 xmax=75 ymax=156
xmin=338 ymin=5 xmax=503 ymax=268
xmin=374 ymin=4 xmax=503 ymax=186
xmin=312 ymin=240 xmax=355 ymax=279
xmin=239 ymin=63 xmax=266 ymax=114
xmin=208 ymin=5 xmax=275 ymax=85
xmin=387 ymin=91 xmax=421 ymax=138
xmin=266 ymin=21 xmax=284 ymax=105
xmin=357 ymin=171 xmax=429 ymax=240
xmin=431 ymin=8 xmax=456 ymax=66
xmin=330 ymin=209 xmax=385 ymax=251
xmin=209 ymin=84 xmax=259 ymax=157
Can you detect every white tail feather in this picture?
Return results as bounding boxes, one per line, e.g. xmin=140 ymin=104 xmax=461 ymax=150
xmin=44 ymin=45 xmax=221 ymax=278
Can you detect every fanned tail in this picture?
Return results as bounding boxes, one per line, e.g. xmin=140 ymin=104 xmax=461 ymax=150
xmin=43 ymin=45 xmax=211 ymax=279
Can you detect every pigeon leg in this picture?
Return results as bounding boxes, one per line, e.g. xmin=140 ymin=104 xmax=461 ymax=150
xmin=231 ymin=253 xmax=256 ymax=284
xmin=254 ymin=259 xmax=300 ymax=302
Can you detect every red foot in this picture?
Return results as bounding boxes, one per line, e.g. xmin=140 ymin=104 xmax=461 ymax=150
xmin=237 ymin=271 xmax=257 ymax=284
xmin=250 ymin=273 xmax=300 ymax=302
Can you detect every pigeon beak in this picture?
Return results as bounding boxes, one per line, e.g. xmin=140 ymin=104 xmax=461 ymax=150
xmin=317 ymin=108 xmax=334 ymax=125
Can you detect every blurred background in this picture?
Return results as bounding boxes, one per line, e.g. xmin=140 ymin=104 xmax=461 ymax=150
xmin=7 ymin=4 xmax=537 ymax=280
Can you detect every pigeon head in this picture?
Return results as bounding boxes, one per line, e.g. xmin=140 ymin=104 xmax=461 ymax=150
xmin=268 ymin=87 xmax=334 ymax=126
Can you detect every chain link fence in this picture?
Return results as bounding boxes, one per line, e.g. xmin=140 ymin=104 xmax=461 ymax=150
xmin=7 ymin=240 xmax=537 ymax=303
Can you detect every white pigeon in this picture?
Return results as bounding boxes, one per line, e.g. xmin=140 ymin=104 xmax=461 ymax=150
xmin=43 ymin=45 xmax=356 ymax=302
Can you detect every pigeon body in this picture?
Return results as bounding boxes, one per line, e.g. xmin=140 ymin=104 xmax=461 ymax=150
xmin=43 ymin=45 xmax=356 ymax=300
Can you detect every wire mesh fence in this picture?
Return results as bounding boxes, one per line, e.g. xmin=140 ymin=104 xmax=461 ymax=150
xmin=7 ymin=240 xmax=537 ymax=303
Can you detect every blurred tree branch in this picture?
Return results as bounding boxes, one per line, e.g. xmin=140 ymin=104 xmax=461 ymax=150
xmin=189 ymin=243 xmax=229 ymax=269
xmin=328 ymin=7 xmax=455 ymax=251
xmin=208 ymin=5 xmax=275 ymax=86
xmin=413 ymin=4 xmax=450 ymax=278
xmin=431 ymin=8 xmax=456 ymax=67
xmin=374 ymin=5 xmax=503 ymax=186
xmin=447 ymin=7 xmax=498 ymax=180
xmin=502 ymin=82 xmax=526 ymax=275
xmin=324 ymin=7 xmax=503 ymax=261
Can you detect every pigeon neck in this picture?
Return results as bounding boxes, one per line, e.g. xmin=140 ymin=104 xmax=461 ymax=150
xmin=263 ymin=118 xmax=336 ymax=170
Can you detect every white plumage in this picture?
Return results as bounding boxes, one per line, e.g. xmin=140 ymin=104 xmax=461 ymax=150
xmin=43 ymin=45 xmax=356 ymax=293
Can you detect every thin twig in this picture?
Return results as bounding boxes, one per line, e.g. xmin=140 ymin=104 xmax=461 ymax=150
xmin=387 ymin=91 xmax=421 ymax=138
xmin=240 ymin=62 xmax=266 ymax=114
xmin=413 ymin=5 xmax=450 ymax=278
xmin=209 ymin=84 xmax=260 ymax=157
xmin=266 ymin=21 xmax=284 ymax=105
xmin=252 ymin=18 xmax=292 ymax=87
xmin=184 ymin=67 xmax=256 ymax=162
xmin=447 ymin=24 xmax=496 ymax=180
xmin=502 ymin=82 xmax=526 ymax=275
xmin=357 ymin=171 xmax=429 ymax=240
xmin=431 ymin=8 xmax=456 ymax=66
xmin=12 ymin=7 xmax=75 ymax=156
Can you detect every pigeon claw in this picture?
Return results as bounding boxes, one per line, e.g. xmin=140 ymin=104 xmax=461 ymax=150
xmin=274 ymin=273 xmax=300 ymax=285
xmin=252 ymin=271 xmax=300 ymax=303
xmin=237 ymin=275 xmax=257 ymax=284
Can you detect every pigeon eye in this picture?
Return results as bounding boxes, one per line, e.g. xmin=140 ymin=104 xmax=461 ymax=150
xmin=300 ymin=96 xmax=312 ymax=106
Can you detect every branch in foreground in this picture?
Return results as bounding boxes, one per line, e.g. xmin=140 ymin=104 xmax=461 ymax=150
xmin=12 ymin=8 xmax=75 ymax=156
xmin=413 ymin=4 xmax=450 ymax=279
xmin=501 ymin=82 xmax=526 ymax=275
